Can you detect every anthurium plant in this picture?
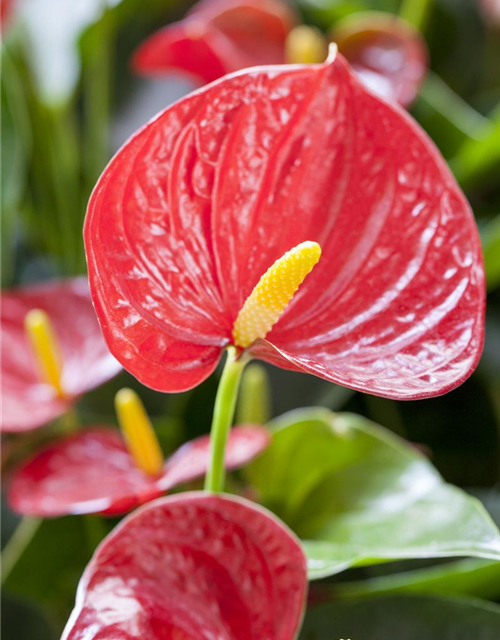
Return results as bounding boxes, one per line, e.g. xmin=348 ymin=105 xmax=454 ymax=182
xmin=2 ymin=1 xmax=500 ymax=639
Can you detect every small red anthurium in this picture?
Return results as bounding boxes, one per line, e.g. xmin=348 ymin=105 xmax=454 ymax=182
xmin=132 ymin=0 xmax=427 ymax=107
xmin=8 ymin=388 xmax=269 ymax=516
xmin=331 ymin=12 xmax=428 ymax=107
xmin=61 ymin=492 xmax=308 ymax=640
xmin=1 ymin=278 xmax=121 ymax=432
xmin=85 ymin=50 xmax=484 ymax=401
xmin=132 ymin=0 xmax=298 ymax=83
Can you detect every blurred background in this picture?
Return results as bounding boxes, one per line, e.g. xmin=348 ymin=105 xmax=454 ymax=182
xmin=1 ymin=0 xmax=500 ymax=638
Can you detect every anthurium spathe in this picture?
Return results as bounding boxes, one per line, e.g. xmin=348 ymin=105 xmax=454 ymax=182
xmin=86 ymin=50 xmax=484 ymax=401
xmin=132 ymin=0 xmax=298 ymax=83
xmin=61 ymin=492 xmax=307 ymax=640
xmin=1 ymin=278 xmax=121 ymax=432
xmin=8 ymin=425 xmax=269 ymax=516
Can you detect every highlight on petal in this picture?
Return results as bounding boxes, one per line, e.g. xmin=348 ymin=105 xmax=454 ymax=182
xmin=61 ymin=492 xmax=307 ymax=640
xmin=86 ymin=53 xmax=484 ymax=399
xmin=1 ymin=278 xmax=121 ymax=432
xmin=332 ymin=11 xmax=428 ymax=107
xmin=8 ymin=426 xmax=270 ymax=516
xmin=132 ymin=0 xmax=297 ymax=83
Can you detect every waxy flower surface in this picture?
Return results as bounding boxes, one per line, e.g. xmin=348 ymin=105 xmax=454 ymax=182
xmin=62 ymin=492 xmax=307 ymax=640
xmin=86 ymin=52 xmax=484 ymax=400
xmin=1 ymin=278 xmax=121 ymax=432
xmin=133 ymin=0 xmax=426 ymax=107
xmin=8 ymin=425 xmax=269 ymax=516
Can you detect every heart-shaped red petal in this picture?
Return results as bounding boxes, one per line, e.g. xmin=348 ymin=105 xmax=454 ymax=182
xmin=86 ymin=52 xmax=484 ymax=399
xmin=8 ymin=426 xmax=270 ymax=516
xmin=332 ymin=12 xmax=428 ymax=107
xmin=1 ymin=278 xmax=121 ymax=432
xmin=62 ymin=492 xmax=307 ymax=640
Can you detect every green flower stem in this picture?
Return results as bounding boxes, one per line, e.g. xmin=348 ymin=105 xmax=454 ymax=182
xmin=399 ymin=0 xmax=433 ymax=31
xmin=1 ymin=517 xmax=41 ymax=586
xmin=205 ymin=347 xmax=247 ymax=493
xmin=236 ymin=363 xmax=272 ymax=425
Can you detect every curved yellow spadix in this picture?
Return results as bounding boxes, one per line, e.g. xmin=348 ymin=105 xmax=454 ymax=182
xmin=115 ymin=388 xmax=164 ymax=476
xmin=24 ymin=309 xmax=64 ymax=396
xmin=232 ymin=241 xmax=322 ymax=348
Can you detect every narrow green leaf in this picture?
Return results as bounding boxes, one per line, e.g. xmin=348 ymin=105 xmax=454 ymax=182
xmin=450 ymin=107 xmax=500 ymax=190
xmin=482 ymin=215 xmax=500 ymax=291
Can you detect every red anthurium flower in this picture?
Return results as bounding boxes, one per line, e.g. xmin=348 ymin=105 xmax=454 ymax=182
xmin=132 ymin=0 xmax=297 ymax=83
xmin=132 ymin=0 xmax=426 ymax=107
xmin=86 ymin=52 xmax=484 ymax=400
xmin=331 ymin=12 xmax=428 ymax=108
xmin=1 ymin=278 xmax=121 ymax=433
xmin=8 ymin=425 xmax=269 ymax=516
xmin=62 ymin=492 xmax=307 ymax=640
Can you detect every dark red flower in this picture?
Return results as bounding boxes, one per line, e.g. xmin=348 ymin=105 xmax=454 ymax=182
xmin=85 ymin=52 xmax=484 ymax=400
xmin=332 ymin=12 xmax=428 ymax=107
xmin=1 ymin=278 xmax=121 ymax=432
xmin=8 ymin=425 xmax=269 ymax=516
xmin=61 ymin=492 xmax=307 ymax=640
xmin=132 ymin=0 xmax=427 ymax=107
xmin=132 ymin=0 xmax=297 ymax=83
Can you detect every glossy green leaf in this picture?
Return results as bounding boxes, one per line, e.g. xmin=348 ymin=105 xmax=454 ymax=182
xmin=299 ymin=595 xmax=500 ymax=639
xmin=329 ymin=490 xmax=500 ymax=600
xmin=245 ymin=409 xmax=500 ymax=579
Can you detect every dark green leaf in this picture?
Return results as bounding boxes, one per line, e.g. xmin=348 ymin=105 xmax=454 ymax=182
xmin=1 ymin=594 xmax=55 ymax=640
xmin=300 ymin=595 xmax=500 ymax=639
xmin=2 ymin=516 xmax=108 ymax=631
xmin=482 ymin=215 xmax=500 ymax=291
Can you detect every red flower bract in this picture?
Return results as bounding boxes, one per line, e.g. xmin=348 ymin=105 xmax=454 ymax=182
xmin=1 ymin=278 xmax=121 ymax=432
xmin=62 ymin=492 xmax=307 ymax=640
xmin=8 ymin=426 xmax=270 ymax=516
xmin=132 ymin=0 xmax=297 ymax=83
xmin=85 ymin=52 xmax=485 ymax=400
